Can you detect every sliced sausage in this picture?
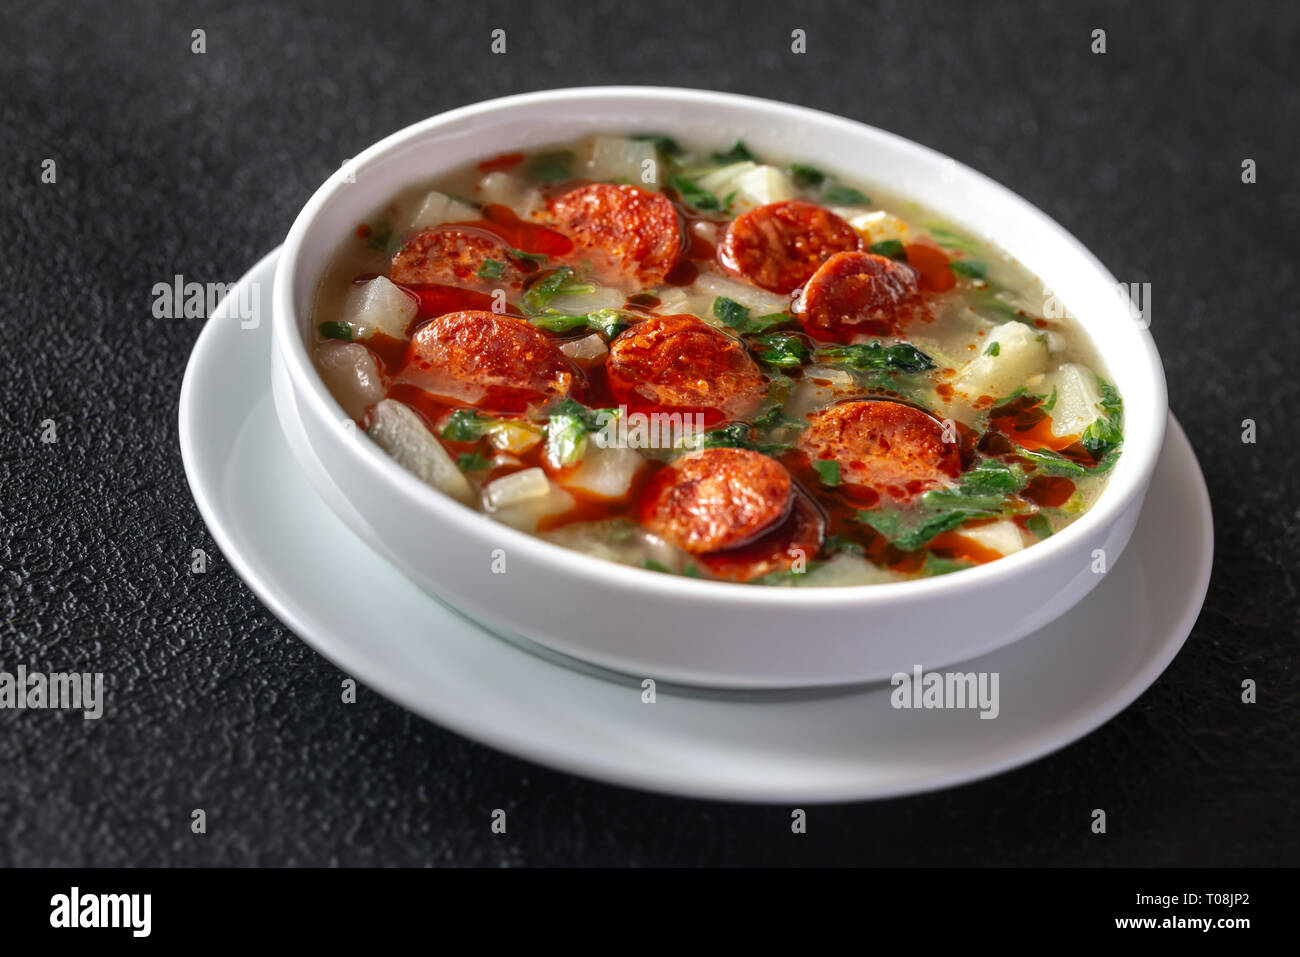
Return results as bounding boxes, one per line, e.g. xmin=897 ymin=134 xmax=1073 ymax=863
xmin=399 ymin=310 xmax=580 ymax=414
xmin=798 ymin=400 xmax=961 ymax=502
xmin=696 ymin=490 xmax=826 ymax=583
xmin=547 ymin=183 xmax=682 ymax=286
xmin=792 ymin=251 xmax=926 ymax=342
xmin=606 ymin=314 xmax=766 ymax=425
xmin=717 ymin=200 xmax=861 ymax=294
xmin=391 ymin=227 xmax=528 ymax=290
xmin=640 ymin=448 xmax=793 ymax=554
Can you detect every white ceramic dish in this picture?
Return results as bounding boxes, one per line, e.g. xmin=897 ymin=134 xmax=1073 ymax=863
xmin=271 ymin=87 xmax=1168 ymax=689
xmin=182 ymin=250 xmax=1210 ymax=801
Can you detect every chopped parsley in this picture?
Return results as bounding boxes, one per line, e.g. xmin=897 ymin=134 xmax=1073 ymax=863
xmin=711 ymin=140 xmax=758 ymax=164
xmin=544 ymin=398 xmax=615 ymax=468
xmin=1025 ymin=513 xmax=1053 ymax=540
xmin=812 ymin=459 xmax=842 ymax=487
xmin=522 ymin=267 xmax=596 ymax=315
xmin=789 ymin=162 xmax=826 ymax=188
xmin=928 ymin=225 xmax=981 ymax=254
xmin=869 ymin=239 xmax=907 ymax=260
xmin=529 ymin=151 xmax=574 ymax=182
xmin=442 ymin=409 xmax=496 ymax=442
xmin=477 ymin=259 xmax=505 ymax=279
xmin=317 ymin=321 xmax=353 ymax=341
xmin=753 ymin=332 xmax=810 ymax=368
xmin=950 ymin=260 xmax=988 ymax=279
xmin=506 ymin=246 xmax=548 ymax=262
xmin=984 ymin=341 xmax=1001 ymax=356
xmin=457 ymin=452 xmax=493 ymax=472
xmin=813 ymin=341 xmax=935 ymax=374
xmin=669 ymin=174 xmax=722 ymax=212
xmin=700 ymin=422 xmax=792 ymax=456
xmin=712 ymin=296 xmax=791 ymax=334
xmin=822 ymin=184 xmax=870 ymax=206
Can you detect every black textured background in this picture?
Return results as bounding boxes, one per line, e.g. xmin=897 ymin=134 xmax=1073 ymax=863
xmin=1 ymin=0 xmax=1296 ymax=866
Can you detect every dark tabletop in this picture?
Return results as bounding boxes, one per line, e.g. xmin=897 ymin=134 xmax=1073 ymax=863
xmin=1 ymin=0 xmax=1296 ymax=867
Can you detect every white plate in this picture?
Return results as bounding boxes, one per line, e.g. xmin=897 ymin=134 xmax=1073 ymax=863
xmin=180 ymin=250 xmax=1214 ymax=802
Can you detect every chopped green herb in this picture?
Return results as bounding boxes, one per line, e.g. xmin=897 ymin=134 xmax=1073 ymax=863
xmin=860 ymin=459 xmax=1026 ymax=551
xmin=711 ymin=296 xmax=791 ymax=334
xmin=751 ymin=404 xmax=804 ymax=430
xmin=522 ymin=267 xmax=596 ymax=315
xmin=442 ymin=409 xmax=495 ymax=442
xmin=823 ymin=534 xmax=864 ymax=556
xmin=700 ymin=422 xmax=792 ymax=456
xmin=753 ymin=332 xmax=810 ymax=369
xmin=364 ymin=222 xmax=394 ymax=252
xmin=814 ymin=341 xmax=935 ymax=373
xmin=584 ymin=308 xmax=628 ymax=339
xmin=921 ymin=554 xmax=975 ymax=577
xmin=812 ymin=459 xmax=842 ymax=486
xmin=721 ymin=189 xmax=739 ymax=212
xmin=711 ymin=140 xmax=757 ymax=164
xmin=544 ymin=398 xmax=614 ymax=468
xmin=869 ymin=239 xmax=907 ymax=259
xmin=1016 ymin=446 xmax=1089 ymax=476
xmin=506 ymin=246 xmax=548 ymax=262
xmin=631 ymin=134 xmax=682 ymax=156
xmin=928 ymin=225 xmax=981 ymax=254
xmin=457 ymin=452 xmax=493 ymax=472
xmin=1043 ymin=386 xmax=1058 ymax=411
xmin=683 ymin=563 xmax=703 ymax=578
xmin=642 ymin=559 xmax=672 ymax=574
xmin=669 ymin=174 xmax=721 ymax=211
xmin=984 ymin=341 xmax=1001 ymax=356
xmin=317 ymin=321 xmax=353 ymax=341
xmin=822 ymin=184 xmax=870 ymax=205
xmin=789 ymin=162 xmax=826 ymax=189
xmin=477 ymin=258 xmax=505 ymax=279
xmin=950 ymin=260 xmax=988 ymax=279
xmin=1080 ymin=378 xmax=1124 ymax=460
xmin=529 ymin=151 xmax=574 ymax=182
xmin=1026 ymin=513 xmax=1053 ymax=540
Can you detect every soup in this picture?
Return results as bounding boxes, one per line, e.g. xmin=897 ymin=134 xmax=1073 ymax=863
xmin=310 ymin=135 xmax=1123 ymax=586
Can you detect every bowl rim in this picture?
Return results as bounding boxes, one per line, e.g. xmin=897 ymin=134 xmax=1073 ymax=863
xmin=272 ymin=85 xmax=1168 ymax=606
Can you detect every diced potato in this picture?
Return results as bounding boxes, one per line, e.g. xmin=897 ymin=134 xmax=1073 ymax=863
xmin=315 ymin=341 xmax=385 ymax=420
xmin=785 ymin=366 xmax=856 ymax=420
xmin=730 ymin=164 xmax=798 ymax=210
xmin=956 ymin=520 xmax=1029 ymax=558
xmin=1042 ymin=363 xmax=1105 ymax=438
xmin=339 ymin=276 xmax=417 ymax=340
xmin=690 ymin=271 xmax=790 ymax=319
xmin=485 ymin=420 xmax=543 ymax=454
xmin=841 ymin=209 xmax=911 ymax=245
xmin=484 ymin=469 xmax=575 ymax=531
xmin=368 ymin=399 xmax=474 ymax=504
xmin=475 ymin=171 xmax=545 ymax=217
xmin=798 ymin=553 xmax=906 ymax=586
xmin=547 ymin=284 xmax=625 ymax=316
xmin=409 ymin=189 xmax=479 ymax=230
xmin=483 ymin=467 xmax=550 ymax=509
xmin=559 ymin=334 xmax=609 ymax=366
xmin=584 ymin=135 xmax=658 ymax=186
xmin=953 ymin=322 xmax=1048 ymax=400
xmin=557 ymin=445 xmax=645 ymax=501
xmin=696 ymin=162 xmax=797 ymax=214
xmin=652 ymin=287 xmax=691 ymax=314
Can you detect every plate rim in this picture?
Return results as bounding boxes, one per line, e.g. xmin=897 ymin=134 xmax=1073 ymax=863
xmin=179 ymin=249 xmax=1214 ymax=803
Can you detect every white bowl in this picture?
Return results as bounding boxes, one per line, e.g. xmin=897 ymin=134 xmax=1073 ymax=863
xmin=271 ymin=87 xmax=1167 ymax=689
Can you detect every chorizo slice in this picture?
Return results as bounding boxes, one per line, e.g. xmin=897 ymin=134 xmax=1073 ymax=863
xmin=798 ymin=400 xmax=960 ymax=502
xmin=695 ymin=490 xmax=826 ymax=583
xmin=792 ymin=251 xmax=926 ymax=342
xmin=547 ymin=183 xmax=682 ymax=286
xmin=718 ymin=200 xmax=861 ymax=294
xmin=391 ymin=227 xmax=528 ymax=290
xmin=399 ymin=310 xmax=580 ymax=414
xmin=640 ymin=448 xmax=793 ymax=554
xmin=606 ymin=314 xmax=766 ymax=425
